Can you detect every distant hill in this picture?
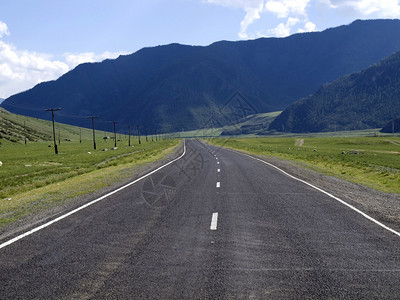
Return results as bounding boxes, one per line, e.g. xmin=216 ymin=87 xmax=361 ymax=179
xmin=0 ymin=107 xmax=52 ymax=143
xmin=269 ymin=50 xmax=400 ymax=133
xmin=0 ymin=107 xmax=96 ymax=144
xmin=221 ymin=112 xmax=281 ymax=136
xmin=0 ymin=98 xmax=4 ymax=104
xmin=3 ymin=19 xmax=400 ymax=132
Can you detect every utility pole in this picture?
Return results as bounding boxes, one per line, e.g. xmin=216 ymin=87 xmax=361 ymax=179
xmin=88 ymin=116 xmax=99 ymax=150
xmin=24 ymin=121 xmax=27 ymax=145
xmin=128 ymin=125 xmax=131 ymax=147
xmin=112 ymin=121 xmax=118 ymax=148
xmin=136 ymin=125 xmax=141 ymax=144
xmin=144 ymin=126 xmax=148 ymax=142
xmin=45 ymin=108 xmax=61 ymax=154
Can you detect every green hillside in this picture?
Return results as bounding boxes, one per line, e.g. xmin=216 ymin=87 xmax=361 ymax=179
xmin=0 ymin=107 xmax=95 ymax=144
xmin=269 ymin=50 xmax=400 ymax=133
xmin=0 ymin=109 xmax=180 ymax=228
xmin=175 ymin=111 xmax=281 ymax=137
xmin=220 ymin=112 xmax=281 ymax=135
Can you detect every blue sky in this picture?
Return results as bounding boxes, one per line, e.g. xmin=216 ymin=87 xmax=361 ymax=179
xmin=1 ymin=0 xmax=400 ymax=99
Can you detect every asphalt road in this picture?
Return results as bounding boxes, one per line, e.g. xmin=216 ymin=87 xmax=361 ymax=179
xmin=0 ymin=139 xmax=399 ymax=299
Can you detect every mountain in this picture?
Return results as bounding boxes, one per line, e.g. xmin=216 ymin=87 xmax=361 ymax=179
xmin=3 ymin=19 xmax=400 ymax=132
xmin=0 ymin=98 xmax=4 ymax=104
xmin=269 ymin=50 xmax=400 ymax=133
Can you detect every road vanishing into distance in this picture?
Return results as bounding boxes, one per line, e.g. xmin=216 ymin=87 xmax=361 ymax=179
xmin=1 ymin=139 xmax=399 ymax=299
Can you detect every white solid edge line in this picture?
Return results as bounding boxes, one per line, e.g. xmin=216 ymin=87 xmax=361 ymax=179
xmin=210 ymin=212 xmax=218 ymax=230
xmin=227 ymin=148 xmax=400 ymax=238
xmin=0 ymin=140 xmax=187 ymax=250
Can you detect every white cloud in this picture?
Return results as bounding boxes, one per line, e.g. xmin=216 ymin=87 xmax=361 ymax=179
xmin=205 ymin=0 xmax=265 ymax=38
xmin=205 ymin=0 xmax=264 ymax=8
xmin=239 ymin=3 xmax=264 ymax=38
xmin=0 ymin=21 xmax=9 ymax=38
xmin=327 ymin=0 xmax=400 ymax=17
xmin=298 ymin=21 xmax=317 ymax=33
xmin=0 ymin=40 xmax=69 ymax=98
xmin=262 ymin=17 xmax=300 ymax=37
xmin=263 ymin=0 xmax=313 ymax=37
xmin=0 ymin=21 xmax=127 ymax=99
xmin=264 ymin=0 xmax=310 ymax=18
xmin=205 ymin=0 xmax=314 ymax=38
xmin=205 ymin=0 xmax=400 ymax=38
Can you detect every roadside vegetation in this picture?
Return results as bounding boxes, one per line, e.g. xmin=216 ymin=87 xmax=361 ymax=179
xmin=0 ymin=109 xmax=180 ymax=228
xmin=208 ymin=135 xmax=400 ymax=194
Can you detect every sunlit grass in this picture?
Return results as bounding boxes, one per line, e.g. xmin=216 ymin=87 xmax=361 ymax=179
xmin=207 ymin=136 xmax=400 ymax=194
xmin=0 ymin=138 xmax=181 ymax=227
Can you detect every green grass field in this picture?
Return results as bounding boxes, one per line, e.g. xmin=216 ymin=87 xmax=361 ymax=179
xmin=208 ymin=136 xmax=400 ymax=194
xmin=0 ymin=109 xmax=181 ymax=228
xmin=0 ymin=138 xmax=180 ymax=227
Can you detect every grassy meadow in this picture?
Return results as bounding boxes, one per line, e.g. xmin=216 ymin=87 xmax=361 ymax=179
xmin=0 ymin=109 xmax=180 ymax=228
xmin=208 ymin=135 xmax=400 ymax=194
xmin=0 ymin=138 xmax=180 ymax=227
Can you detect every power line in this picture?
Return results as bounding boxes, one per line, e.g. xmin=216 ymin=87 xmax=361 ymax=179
xmin=2 ymin=101 xmax=46 ymax=112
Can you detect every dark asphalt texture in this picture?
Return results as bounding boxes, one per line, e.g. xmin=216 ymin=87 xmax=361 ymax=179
xmin=0 ymin=139 xmax=399 ymax=299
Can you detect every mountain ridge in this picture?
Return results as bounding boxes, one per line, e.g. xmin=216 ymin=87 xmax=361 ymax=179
xmin=3 ymin=19 xmax=400 ymax=132
xmin=269 ymin=50 xmax=400 ymax=133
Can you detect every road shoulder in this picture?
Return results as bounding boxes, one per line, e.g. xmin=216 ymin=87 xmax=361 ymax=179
xmin=223 ymin=146 xmax=400 ymax=233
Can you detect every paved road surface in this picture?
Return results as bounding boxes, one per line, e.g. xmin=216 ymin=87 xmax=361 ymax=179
xmin=1 ymin=139 xmax=399 ymax=299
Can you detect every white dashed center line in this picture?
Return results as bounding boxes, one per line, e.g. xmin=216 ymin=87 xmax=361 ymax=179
xmin=217 ymin=169 xmax=220 ymax=173
xmin=216 ymin=182 xmax=220 ymax=188
xmin=210 ymin=212 xmax=218 ymax=230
